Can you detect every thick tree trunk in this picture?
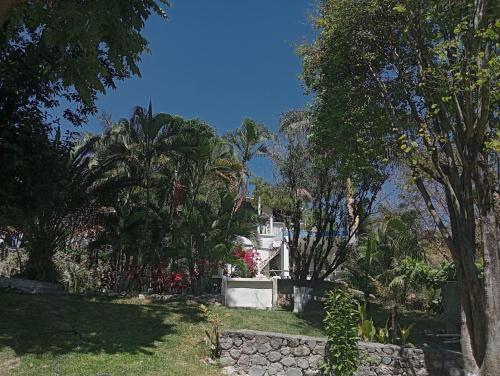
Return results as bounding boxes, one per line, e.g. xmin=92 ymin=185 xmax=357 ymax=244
xmin=477 ymin=206 xmax=500 ymax=376
xmin=25 ymin=245 xmax=57 ymax=282
xmin=461 ymin=214 xmax=500 ymax=376
xmin=461 ymin=310 xmax=480 ymax=376
xmin=451 ymin=217 xmax=500 ymax=376
xmin=455 ymin=249 xmax=487 ymax=367
xmin=418 ymin=178 xmax=499 ymax=375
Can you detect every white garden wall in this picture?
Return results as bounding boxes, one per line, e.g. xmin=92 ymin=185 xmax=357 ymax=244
xmin=222 ymin=277 xmax=278 ymax=309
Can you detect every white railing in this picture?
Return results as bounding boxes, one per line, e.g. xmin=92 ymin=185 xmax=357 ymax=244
xmin=256 ymin=248 xmax=280 ymax=275
xmin=260 ymin=222 xmax=286 ymax=240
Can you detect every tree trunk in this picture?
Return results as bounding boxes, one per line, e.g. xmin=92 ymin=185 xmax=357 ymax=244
xmin=417 ymin=177 xmax=499 ymax=375
xmin=346 ymin=177 xmax=359 ymax=245
xmin=461 ymin=310 xmax=480 ymax=376
xmin=25 ymin=245 xmax=57 ymax=282
xmin=455 ymin=247 xmax=487 ymax=368
xmin=477 ymin=206 xmax=500 ymax=376
xmin=454 ymin=202 xmax=500 ymax=376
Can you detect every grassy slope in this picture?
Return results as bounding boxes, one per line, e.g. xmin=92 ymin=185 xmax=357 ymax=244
xmin=0 ymin=292 xmax=445 ymax=376
xmin=0 ymin=292 xmax=324 ymax=376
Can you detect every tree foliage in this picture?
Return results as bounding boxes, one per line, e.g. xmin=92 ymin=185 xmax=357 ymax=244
xmin=224 ymin=118 xmax=272 ymax=210
xmin=265 ymin=110 xmax=386 ymax=282
xmin=1 ymin=102 xmax=258 ymax=287
xmin=0 ymin=127 xmax=96 ymax=281
xmin=0 ymin=1 xmax=171 ymax=281
xmin=0 ymin=0 xmax=168 ymax=128
xmin=81 ymin=105 xmax=256 ymax=291
xmin=302 ymin=0 xmax=499 ymax=373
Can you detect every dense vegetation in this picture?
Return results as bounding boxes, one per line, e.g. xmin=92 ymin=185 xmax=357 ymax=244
xmin=1 ymin=104 xmax=270 ymax=291
xmin=300 ymin=0 xmax=498 ymax=374
xmin=0 ymin=0 xmax=498 ymax=375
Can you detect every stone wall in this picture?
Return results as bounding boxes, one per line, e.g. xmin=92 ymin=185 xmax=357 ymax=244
xmin=0 ymin=277 xmax=65 ymax=294
xmin=220 ymin=330 xmax=324 ymax=376
xmin=220 ymin=329 xmax=464 ymax=376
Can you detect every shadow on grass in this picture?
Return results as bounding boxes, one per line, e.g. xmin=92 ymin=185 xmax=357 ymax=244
xmin=291 ymin=301 xmax=449 ymax=348
xmin=0 ymin=291 xmax=203 ymax=357
xmin=291 ymin=299 xmax=326 ymax=335
xmin=295 ymin=309 xmax=326 ymax=335
xmin=366 ymin=304 xmax=453 ymax=349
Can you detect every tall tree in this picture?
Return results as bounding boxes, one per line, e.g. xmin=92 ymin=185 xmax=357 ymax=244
xmin=225 ymin=118 xmax=272 ymax=209
xmin=302 ymin=1 xmax=499 ymax=374
xmin=0 ymin=127 xmax=97 ymax=281
xmin=89 ymin=105 xmax=191 ymax=263
xmin=0 ymin=0 xmax=167 ymax=128
xmin=269 ymin=110 xmax=386 ymax=282
xmin=0 ymin=1 xmax=169 ymax=277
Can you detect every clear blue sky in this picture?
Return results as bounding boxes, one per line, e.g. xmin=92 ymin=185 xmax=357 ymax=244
xmin=80 ymin=0 xmax=315 ymax=182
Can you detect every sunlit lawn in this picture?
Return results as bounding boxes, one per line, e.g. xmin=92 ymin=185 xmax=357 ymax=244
xmin=0 ymin=290 xmax=445 ymax=375
xmin=0 ymin=292 xmax=325 ymax=376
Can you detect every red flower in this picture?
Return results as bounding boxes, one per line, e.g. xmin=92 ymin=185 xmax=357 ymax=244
xmin=234 ymin=247 xmax=258 ymax=276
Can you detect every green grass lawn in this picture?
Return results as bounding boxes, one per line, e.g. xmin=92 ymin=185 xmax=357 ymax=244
xmin=0 ymin=291 xmax=445 ymax=376
xmin=0 ymin=292 xmax=325 ymax=376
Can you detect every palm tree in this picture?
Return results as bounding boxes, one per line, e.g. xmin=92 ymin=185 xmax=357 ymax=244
xmin=18 ymin=129 xmax=99 ymax=281
xmin=89 ymin=103 xmax=189 ymax=263
xmin=81 ymin=108 xmax=259 ymax=291
xmin=225 ymin=118 xmax=272 ymax=210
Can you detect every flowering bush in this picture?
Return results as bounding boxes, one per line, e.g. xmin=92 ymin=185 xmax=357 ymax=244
xmin=125 ymin=264 xmax=144 ymax=291
xmin=166 ymin=271 xmax=188 ymax=293
xmin=234 ymin=246 xmax=259 ymax=277
xmin=151 ymin=261 xmax=189 ymax=293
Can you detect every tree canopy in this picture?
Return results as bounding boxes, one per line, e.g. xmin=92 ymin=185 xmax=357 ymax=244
xmin=0 ymin=0 xmax=168 ymax=128
xmin=301 ymin=0 xmax=498 ymax=373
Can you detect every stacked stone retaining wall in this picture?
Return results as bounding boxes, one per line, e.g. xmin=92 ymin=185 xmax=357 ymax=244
xmin=220 ymin=329 xmax=464 ymax=376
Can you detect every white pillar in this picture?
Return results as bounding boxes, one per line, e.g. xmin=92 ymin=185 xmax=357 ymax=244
xmin=270 ymin=215 xmax=274 ymax=237
xmin=280 ymin=240 xmax=290 ymax=278
xmin=272 ymin=276 xmax=279 ymax=308
xmin=221 ymin=276 xmax=228 ymax=306
xmin=257 ymin=196 xmax=262 ymax=234
xmin=293 ymin=285 xmax=312 ymax=313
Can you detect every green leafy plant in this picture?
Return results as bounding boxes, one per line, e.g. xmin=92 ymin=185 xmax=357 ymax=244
xmin=199 ymin=304 xmax=223 ymax=358
xmin=357 ymin=302 xmax=368 ymax=322
xmin=357 ymin=302 xmax=375 ymax=341
xmin=322 ymin=289 xmax=359 ymax=376
xmin=375 ymin=326 xmax=390 ymax=344
xmin=358 ymin=319 xmax=376 ymax=342
xmin=357 ymin=302 xmax=377 ymax=342
xmin=399 ymin=323 xmax=415 ymax=347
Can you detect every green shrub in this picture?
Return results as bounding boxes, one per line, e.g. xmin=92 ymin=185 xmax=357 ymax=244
xmin=0 ymin=250 xmax=26 ymax=277
xmin=358 ymin=318 xmax=376 ymax=342
xmin=54 ymin=252 xmax=99 ymax=293
xmin=200 ymin=304 xmax=223 ymax=359
xmin=322 ymin=289 xmax=359 ymax=376
xmin=375 ymin=326 xmax=389 ymax=344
